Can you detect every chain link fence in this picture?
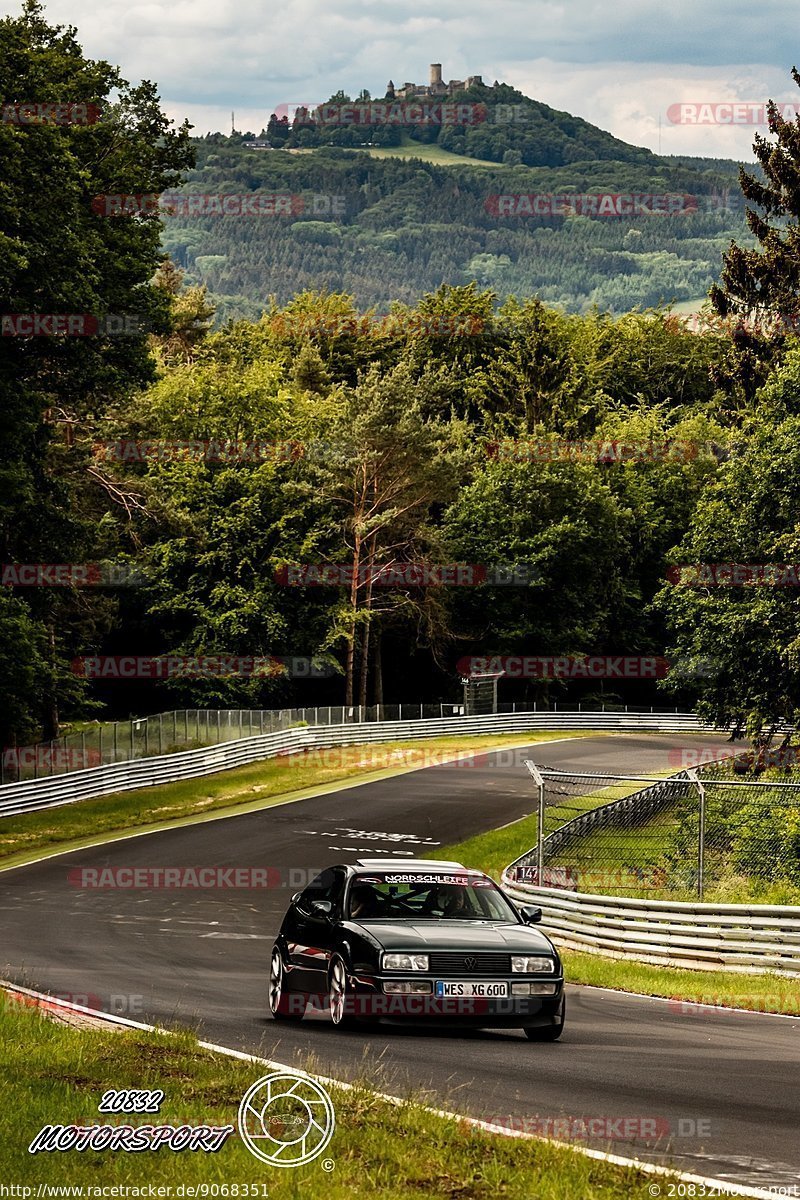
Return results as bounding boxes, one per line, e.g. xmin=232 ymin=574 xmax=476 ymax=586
xmin=508 ymin=757 xmax=800 ymax=900
xmin=0 ymin=699 xmax=689 ymax=784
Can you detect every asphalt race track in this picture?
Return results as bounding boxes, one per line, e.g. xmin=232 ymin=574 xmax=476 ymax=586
xmin=2 ymin=734 xmax=798 ymax=1190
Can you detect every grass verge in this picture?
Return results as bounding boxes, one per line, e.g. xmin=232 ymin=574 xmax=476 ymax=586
xmin=0 ymin=731 xmax=589 ymax=871
xmin=562 ymin=950 xmax=800 ymax=1015
xmin=1 ymin=994 xmax=669 ymax=1198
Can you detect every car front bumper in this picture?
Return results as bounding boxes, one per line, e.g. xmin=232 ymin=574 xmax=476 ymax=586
xmin=341 ymin=973 xmax=565 ymax=1025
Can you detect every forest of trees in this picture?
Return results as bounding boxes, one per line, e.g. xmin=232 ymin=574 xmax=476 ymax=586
xmin=162 ymin=139 xmax=751 ymax=320
xmin=5 ymin=2 xmax=800 ymax=747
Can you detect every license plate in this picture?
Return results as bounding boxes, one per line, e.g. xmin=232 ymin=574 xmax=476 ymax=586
xmin=434 ymin=980 xmax=508 ymax=997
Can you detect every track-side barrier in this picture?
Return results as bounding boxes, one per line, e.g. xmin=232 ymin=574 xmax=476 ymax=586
xmin=0 ymin=710 xmax=719 ymax=817
xmin=503 ymin=760 xmax=800 ymax=975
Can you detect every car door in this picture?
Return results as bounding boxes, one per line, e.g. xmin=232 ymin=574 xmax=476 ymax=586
xmin=286 ymin=867 xmax=346 ymax=1001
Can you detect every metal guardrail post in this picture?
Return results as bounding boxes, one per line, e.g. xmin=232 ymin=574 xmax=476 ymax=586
xmin=687 ymin=768 xmax=706 ymax=899
xmin=523 ymin=759 xmax=546 ymax=884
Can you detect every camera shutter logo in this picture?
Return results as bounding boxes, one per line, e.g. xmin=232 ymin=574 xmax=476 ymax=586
xmin=238 ymin=1072 xmax=335 ymax=1167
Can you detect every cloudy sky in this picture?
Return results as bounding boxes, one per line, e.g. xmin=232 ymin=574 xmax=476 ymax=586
xmin=12 ymin=0 xmax=800 ymax=158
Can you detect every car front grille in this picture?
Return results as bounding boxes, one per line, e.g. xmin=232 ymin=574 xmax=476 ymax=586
xmin=428 ymin=952 xmax=512 ymax=975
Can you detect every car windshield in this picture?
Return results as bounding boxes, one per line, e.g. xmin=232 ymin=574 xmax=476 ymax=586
xmin=347 ymin=873 xmax=518 ymax=921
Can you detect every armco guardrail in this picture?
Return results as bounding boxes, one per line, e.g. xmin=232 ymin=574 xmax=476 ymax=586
xmin=500 ymin=877 xmax=800 ymax=975
xmin=0 ymin=710 xmax=719 ymax=817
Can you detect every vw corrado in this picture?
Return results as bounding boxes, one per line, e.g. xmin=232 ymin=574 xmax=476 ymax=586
xmin=269 ymin=858 xmax=565 ymax=1039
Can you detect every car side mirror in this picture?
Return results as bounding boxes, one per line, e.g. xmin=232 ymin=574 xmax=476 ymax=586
xmin=291 ymin=892 xmax=301 ymax=905
xmin=520 ymin=904 xmax=542 ymax=924
xmin=310 ymin=899 xmax=333 ymax=919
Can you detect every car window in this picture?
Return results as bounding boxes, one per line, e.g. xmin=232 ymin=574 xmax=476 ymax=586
xmin=296 ymin=867 xmax=345 ymax=917
xmin=346 ymin=873 xmax=518 ymax=921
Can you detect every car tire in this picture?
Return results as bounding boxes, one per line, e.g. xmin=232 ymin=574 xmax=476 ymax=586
xmin=523 ymin=995 xmax=565 ymax=1042
xmin=269 ymin=948 xmax=305 ymax=1022
xmin=328 ymin=955 xmax=358 ymax=1029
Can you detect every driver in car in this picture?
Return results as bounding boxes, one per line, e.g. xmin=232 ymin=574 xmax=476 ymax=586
xmin=349 ymin=883 xmax=378 ymax=919
xmin=442 ymin=884 xmax=468 ymax=917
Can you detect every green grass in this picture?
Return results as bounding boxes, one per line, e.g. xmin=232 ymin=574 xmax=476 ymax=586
xmin=349 ymin=133 xmax=498 ymax=166
xmin=563 ymin=950 xmax=800 ymax=1014
xmin=0 ymin=995 xmax=669 ymax=1197
xmin=0 ymin=730 xmax=591 ymax=871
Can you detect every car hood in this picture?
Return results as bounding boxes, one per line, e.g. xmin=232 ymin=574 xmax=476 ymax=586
xmin=349 ymin=920 xmax=556 ymax=954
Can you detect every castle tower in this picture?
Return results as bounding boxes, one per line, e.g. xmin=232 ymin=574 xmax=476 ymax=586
xmin=386 ymin=79 xmax=395 ymax=99
xmin=430 ymin=63 xmax=443 ymax=87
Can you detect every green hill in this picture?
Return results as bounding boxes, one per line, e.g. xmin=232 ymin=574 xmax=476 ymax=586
xmin=162 ymin=82 xmax=753 ymax=321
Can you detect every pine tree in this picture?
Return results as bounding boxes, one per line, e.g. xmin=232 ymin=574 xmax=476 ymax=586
xmin=711 ymin=70 xmax=800 ymax=334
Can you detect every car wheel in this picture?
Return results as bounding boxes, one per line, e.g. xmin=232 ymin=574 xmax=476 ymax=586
xmin=523 ymin=995 xmax=565 ymax=1042
xmin=328 ymin=955 xmax=358 ymax=1029
xmin=269 ymin=948 xmax=305 ymax=1022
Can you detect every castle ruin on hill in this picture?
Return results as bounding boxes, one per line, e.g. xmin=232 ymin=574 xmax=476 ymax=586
xmin=386 ymin=64 xmax=486 ymax=101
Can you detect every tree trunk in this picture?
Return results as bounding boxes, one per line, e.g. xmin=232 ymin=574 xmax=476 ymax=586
xmin=358 ymin=541 xmax=376 ymax=710
xmin=359 ymin=589 xmax=373 ymax=709
xmin=374 ymin=626 xmax=383 ymax=706
xmin=42 ymin=624 xmax=59 ymax=741
xmin=345 ymin=530 xmax=362 ymax=708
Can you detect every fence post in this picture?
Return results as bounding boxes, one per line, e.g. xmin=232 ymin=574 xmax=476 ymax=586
xmin=524 ymin=760 xmax=546 ymax=886
xmin=688 ymin=768 xmax=705 ymax=898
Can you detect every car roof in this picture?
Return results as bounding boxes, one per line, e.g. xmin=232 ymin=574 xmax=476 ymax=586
xmin=351 ymin=857 xmax=469 ymax=871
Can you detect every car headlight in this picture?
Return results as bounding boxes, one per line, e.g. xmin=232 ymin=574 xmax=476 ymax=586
xmin=381 ymin=952 xmax=429 ymax=971
xmin=511 ymin=955 xmax=555 ymax=974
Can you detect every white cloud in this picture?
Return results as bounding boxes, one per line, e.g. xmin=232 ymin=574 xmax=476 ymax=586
xmin=8 ymin=0 xmax=799 ymax=154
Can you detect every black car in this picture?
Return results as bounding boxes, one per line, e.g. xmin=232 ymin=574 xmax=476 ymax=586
xmin=269 ymin=858 xmax=565 ymax=1040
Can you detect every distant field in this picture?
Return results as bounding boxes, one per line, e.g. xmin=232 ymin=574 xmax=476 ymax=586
xmin=351 ymin=134 xmax=498 ymax=166
xmin=668 ymin=297 xmax=712 ymax=317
